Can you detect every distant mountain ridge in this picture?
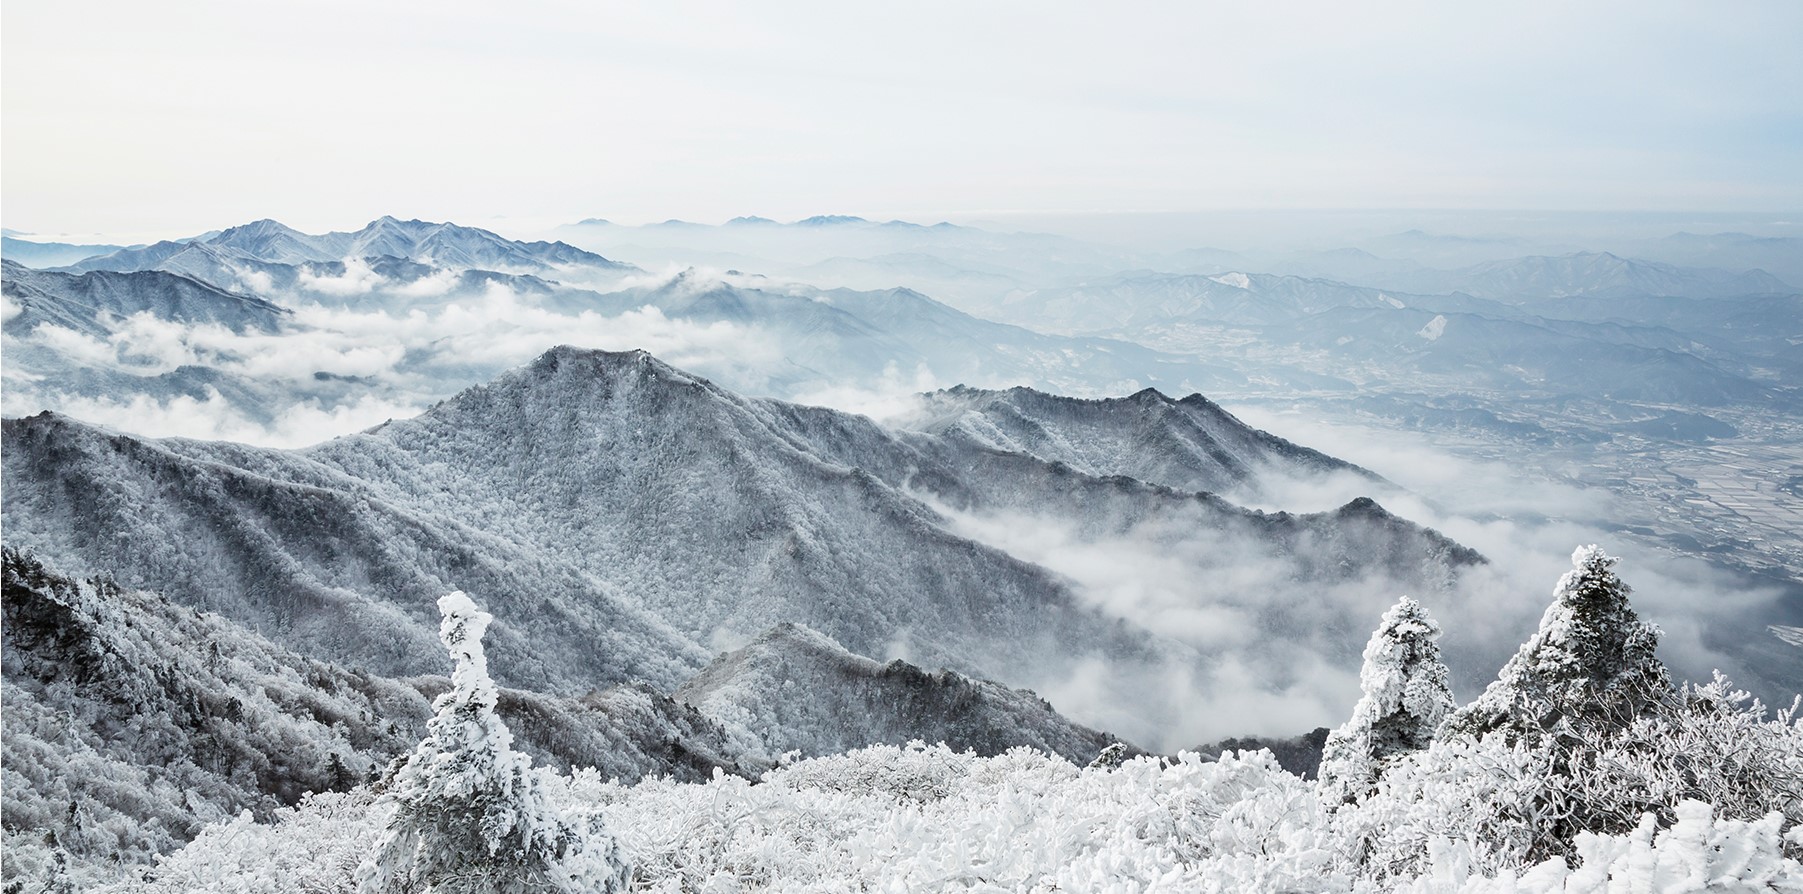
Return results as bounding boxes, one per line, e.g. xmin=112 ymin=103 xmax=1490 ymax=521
xmin=1 ymin=236 xmax=130 ymax=268
xmin=1 ymin=259 xmax=289 ymax=337
xmin=61 ymin=216 xmax=630 ymax=275
xmin=1377 ymin=252 xmax=1794 ymax=302
xmin=676 ymin=622 xmax=1133 ymax=764
xmin=898 ymin=383 xmax=1379 ymax=497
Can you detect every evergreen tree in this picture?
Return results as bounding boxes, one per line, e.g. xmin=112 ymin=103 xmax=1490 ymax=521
xmin=1434 ymin=546 xmax=1682 ymax=859
xmin=356 ymin=592 xmax=627 ymax=894
xmin=1318 ymin=596 xmax=1452 ymax=802
xmin=1442 ymin=545 xmax=1672 ymax=742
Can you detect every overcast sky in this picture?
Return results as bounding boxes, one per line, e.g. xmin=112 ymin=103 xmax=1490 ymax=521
xmin=5 ymin=0 xmax=1800 ymax=241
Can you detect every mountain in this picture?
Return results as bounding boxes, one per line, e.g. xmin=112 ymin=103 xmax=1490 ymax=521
xmin=62 ymin=239 xmax=200 ymax=274
xmin=1370 ymin=252 xmax=1793 ymax=303
xmin=62 ymin=217 xmax=630 ymax=277
xmin=1625 ymin=232 xmax=1803 ymax=287
xmin=1 ymin=236 xmax=129 ymax=269
xmin=1 ymin=260 xmax=288 ymax=338
xmin=205 ymin=218 xmax=347 ymax=264
xmin=0 ymin=549 xmax=748 ymax=875
xmin=896 ymin=384 xmax=1376 ymax=497
xmin=1 ymin=347 xmax=1479 ymax=748
xmin=577 ymin=271 xmax=1247 ymax=396
xmin=676 ymin=623 xmax=1132 ymax=764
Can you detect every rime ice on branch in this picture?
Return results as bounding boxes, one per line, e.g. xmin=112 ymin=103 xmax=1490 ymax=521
xmin=357 ymin=592 xmax=628 ymax=894
xmin=1318 ymin=596 xmax=1452 ymax=802
xmin=1443 ymin=545 xmax=1672 ymax=742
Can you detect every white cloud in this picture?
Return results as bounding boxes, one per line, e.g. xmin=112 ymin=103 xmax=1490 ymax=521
xmin=16 ymin=280 xmax=791 ymax=446
xmin=789 ymin=361 xmax=940 ymax=423
xmin=45 ymin=389 xmax=424 ymax=449
xmin=297 ymin=257 xmax=385 ymax=296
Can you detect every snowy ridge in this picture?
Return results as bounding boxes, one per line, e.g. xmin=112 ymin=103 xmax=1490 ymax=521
xmin=2 ymin=259 xmax=289 ymax=338
xmin=677 ymin=622 xmax=1132 ymax=764
xmin=897 ymin=381 xmax=1379 ymax=496
xmin=61 ymin=216 xmax=630 ymax=276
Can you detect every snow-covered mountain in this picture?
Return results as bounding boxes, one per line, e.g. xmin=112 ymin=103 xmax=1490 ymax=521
xmin=0 ymin=549 xmax=747 ymax=873
xmin=1 ymin=236 xmax=130 ymax=268
xmin=1 ymin=260 xmax=289 ymax=337
xmin=677 ymin=622 xmax=1131 ymax=764
xmin=1 ymin=347 xmax=1479 ymax=748
xmin=6 ymin=543 xmax=1174 ymax=875
xmin=63 ymin=217 xmax=630 ymax=276
xmin=896 ymin=384 xmax=1375 ymax=497
xmin=3 ymin=255 xmax=1247 ymax=445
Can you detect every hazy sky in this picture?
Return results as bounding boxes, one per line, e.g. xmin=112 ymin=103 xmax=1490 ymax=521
xmin=5 ymin=0 xmax=1800 ymax=240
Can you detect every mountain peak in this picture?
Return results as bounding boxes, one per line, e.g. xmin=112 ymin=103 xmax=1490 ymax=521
xmin=795 ymin=215 xmax=867 ymax=226
xmin=500 ymin=346 xmax=712 ymax=399
xmin=219 ymin=218 xmax=299 ymax=236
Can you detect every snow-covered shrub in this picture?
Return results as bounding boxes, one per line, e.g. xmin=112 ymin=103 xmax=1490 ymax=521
xmin=1319 ymin=595 xmax=1453 ymax=803
xmin=1348 ymin=546 xmax=1803 ymax=875
xmin=356 ymin=592 xmax=627 ymax=894
xmin=93 ymin=791 xmax=386 ymax=894
xmin=75 ymin=545 xmax=1803 ymax=893
xmin=1389 ymin=800 xmax=1803 ymax=893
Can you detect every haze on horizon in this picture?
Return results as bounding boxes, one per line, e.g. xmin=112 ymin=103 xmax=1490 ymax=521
xmin=5 ymin=0 xmax=1801 ymax=244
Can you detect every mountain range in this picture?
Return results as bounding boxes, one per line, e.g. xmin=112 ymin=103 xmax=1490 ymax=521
xmin=2 ymin=347 xmax=1480 ymax=752
xmin=62 ymin=217 xmax=629 ymax=276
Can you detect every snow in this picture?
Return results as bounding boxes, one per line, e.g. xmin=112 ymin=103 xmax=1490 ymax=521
xmin=17 ymin=545 xmax=1803 ymax=894
xmin=1417 ymin=314 xmax=1448 ymax=341
xmin=94 ymin=746 xmax=1803 ymax=894
xmin=1209 ymin=271 xmax=1252 ymax=289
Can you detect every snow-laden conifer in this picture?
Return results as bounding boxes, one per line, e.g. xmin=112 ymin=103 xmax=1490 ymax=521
xmin=1318 ymin=596 xmax=1452 ymax=802
xmin=1442 ymin=545 xmax=1672 ymax=742
xmin=356 ymin=592 xmax=627 ymax=894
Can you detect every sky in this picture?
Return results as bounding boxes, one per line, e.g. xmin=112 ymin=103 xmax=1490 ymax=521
xmin=4 ymin=0 xmax=1802 ymax=241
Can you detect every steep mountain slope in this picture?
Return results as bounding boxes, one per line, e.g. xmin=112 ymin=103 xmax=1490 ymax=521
xmin=0 ymin=550 xmax=746 ymax=875
xmin=2 ymin=348 xmax=1478 ymax=746
xmin=677 ymin=623 xmax=1132 ymax=764
xmin=896 ymin=384 xmax=1376 ymax=496
xmin=61 ymin=240 xmax=200 ymax=275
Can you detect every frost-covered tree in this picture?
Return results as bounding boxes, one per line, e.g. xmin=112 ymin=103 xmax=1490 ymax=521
xmin=1442 ymin=545 xmax=1672 ymax=742
xmin=1318 ymin=596 xmax=1452 ymax=802
xmin=356 ymin=592 xmax=627 ymax=894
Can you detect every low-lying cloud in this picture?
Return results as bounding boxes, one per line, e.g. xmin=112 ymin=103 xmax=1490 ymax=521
xmin=6 ymin=279 xmax=790 ymax=447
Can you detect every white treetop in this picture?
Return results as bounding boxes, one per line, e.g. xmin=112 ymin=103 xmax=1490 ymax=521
xmin=1318 ymin=596 xmax=1452 ymax=802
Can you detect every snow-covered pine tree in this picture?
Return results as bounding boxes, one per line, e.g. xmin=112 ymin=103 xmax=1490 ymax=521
xmin=356 ymin=592 xmax=627 ymax=894
xmin=1441 ymin=545 xmax=1672 ymax=742
xmin=1317 ymin=596 xmax=1452 ymax=803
